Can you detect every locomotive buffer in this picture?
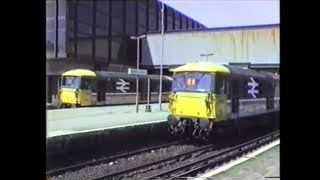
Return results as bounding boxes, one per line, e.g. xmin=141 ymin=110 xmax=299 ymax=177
xmin=128 ymin=68 xmax=151 ymax=112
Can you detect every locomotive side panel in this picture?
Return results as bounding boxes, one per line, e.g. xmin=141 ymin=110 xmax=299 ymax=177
xmin=93 ymin=74 xmax=171 ymax=105
xmin=225 ymin=66 xmax=278 ymax=119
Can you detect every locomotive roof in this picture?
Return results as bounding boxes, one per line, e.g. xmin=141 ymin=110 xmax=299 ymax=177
xmin=95 ymin=71 xmax=171 ymax=80
xmin=170 ymin=62 xmax=230 ymax=74
xmin=225 ymin=65 xmax=275 ymax=79
xmin=170 ymin=62 xmax=279 ymax=80
xmin=62 ymin=69 xmax=97 ymax=77
xmin=62 ymin=69 xmax=171 ymax=81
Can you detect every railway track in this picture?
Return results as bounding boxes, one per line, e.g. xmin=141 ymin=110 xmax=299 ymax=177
xmin=47 ymin=130 xmax=279 ymax=179
xmin=94 ymin=144 xmax=216 ymax=179
xmin=46 ymin=141 xmax=180 ymax=177
xmin=145 ymin=130 xmax=279 ymax=179
xmin=93 ymin=130 xmax=279 ymax=180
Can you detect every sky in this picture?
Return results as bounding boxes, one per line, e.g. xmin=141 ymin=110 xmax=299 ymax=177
xmin=159 ymin=0 xmax=280 ymax=28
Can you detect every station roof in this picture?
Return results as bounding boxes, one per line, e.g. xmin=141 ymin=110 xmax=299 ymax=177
xmin=148 ymin=24 xmax=279 ymax=35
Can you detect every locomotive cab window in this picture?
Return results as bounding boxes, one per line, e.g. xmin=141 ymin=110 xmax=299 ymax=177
xmin=172 ymin=73 xmax=214 ymax=92
xmin=61 ymin=76 xmax=96 ymax=90
xmin=61 ymin=76 xmax=81 ymax=88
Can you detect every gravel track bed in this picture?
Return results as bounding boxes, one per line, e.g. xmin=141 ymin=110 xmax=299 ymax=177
xmin=124 ymin=129 xmax=275 ymax=179
xmin=126 ymin=147 xmax=229 ymax=179
xmin=50 ymin=144 xmax=198 ymax=180
xmin=50 ymin=127 xmax=275 ymax=180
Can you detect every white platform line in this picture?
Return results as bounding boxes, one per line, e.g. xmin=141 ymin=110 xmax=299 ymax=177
xmin=193 ymin=139 xmax=280 ymax=179
xmin=48 ymin=119 xmax=167 ymax=138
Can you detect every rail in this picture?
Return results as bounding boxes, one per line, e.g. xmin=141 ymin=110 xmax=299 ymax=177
xmin=46 ymin=141 xmax=180 ymax=177
xmin=145 ymin=130 xmax=279 ymax=179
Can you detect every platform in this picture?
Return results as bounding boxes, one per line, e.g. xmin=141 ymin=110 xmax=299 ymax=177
xmin=46 ymin=103 xmax=170 ymax=156
xmin=47 ymin=103 xmax=169 ymax=138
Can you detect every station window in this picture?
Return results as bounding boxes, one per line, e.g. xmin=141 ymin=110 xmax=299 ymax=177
xmin=125 ymin=0 xmax=136 ymax=35
xmin=148 ymin=3 xmax=157 ymax=31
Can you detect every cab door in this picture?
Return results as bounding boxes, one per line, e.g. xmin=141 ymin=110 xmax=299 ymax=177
xmin=96 ymin=79 xmax=106 ymax=105
xmin=79 ymin=77 xmax=93 ymax=106
xmin=214 ymin=76 xmax=227 ymax=121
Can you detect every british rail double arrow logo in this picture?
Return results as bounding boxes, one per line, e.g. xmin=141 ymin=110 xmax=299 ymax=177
xmin=116 ymin=79 xmax=130 ymax=93
xmin=247 ymin=77 xmax=259 ymax=98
